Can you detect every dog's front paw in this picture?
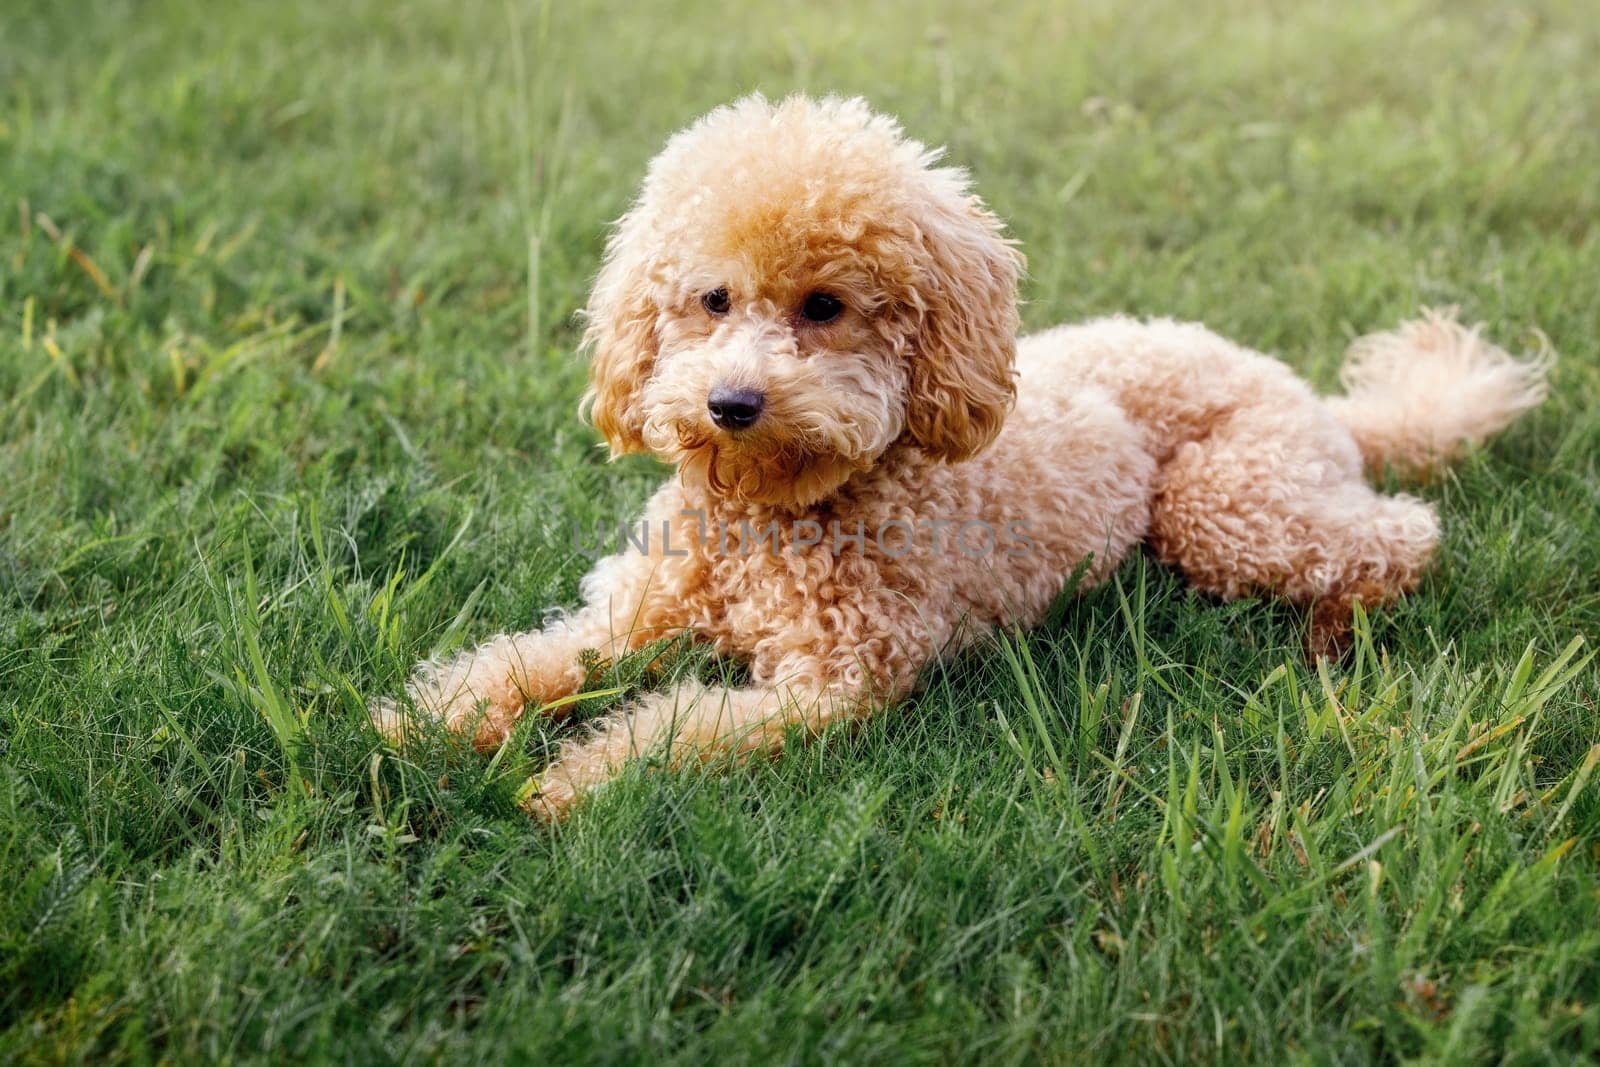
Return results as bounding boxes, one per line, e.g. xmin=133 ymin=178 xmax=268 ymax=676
xmin=368 ymin=695 xmax=409 ymax=745
xmin=368 ymin=681 xmax=515 ymax=752
xmin=518 ymin=773 xmax=580 ymax=823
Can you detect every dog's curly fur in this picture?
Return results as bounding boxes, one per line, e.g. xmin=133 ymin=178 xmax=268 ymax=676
xmin=375 ymin=95 xmax=1550 ymax=819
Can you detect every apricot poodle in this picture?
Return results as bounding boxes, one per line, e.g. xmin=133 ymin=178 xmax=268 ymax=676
xmin=375 ymin=95 xmax=1549 ymax=819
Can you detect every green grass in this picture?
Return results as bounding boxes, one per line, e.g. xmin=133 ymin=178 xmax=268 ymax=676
xmin=3 ymin=0 xmax=1599 ymax=1060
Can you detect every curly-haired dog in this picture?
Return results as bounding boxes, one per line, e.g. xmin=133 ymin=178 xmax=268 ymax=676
xmin=376 ymin=95 xmax=1549 ymax=819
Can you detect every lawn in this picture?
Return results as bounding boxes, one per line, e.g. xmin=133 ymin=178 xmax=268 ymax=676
xmin=3 ymin=0 xmax=1599 ymax=1060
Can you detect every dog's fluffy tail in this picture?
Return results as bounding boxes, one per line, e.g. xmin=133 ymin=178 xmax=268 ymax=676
xmin=1326 ymin=308 xmax=1551 ymax=479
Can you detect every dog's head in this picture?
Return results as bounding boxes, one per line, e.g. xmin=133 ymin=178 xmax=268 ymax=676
xmin=581 ymin=94 xmax=1022 ymax=509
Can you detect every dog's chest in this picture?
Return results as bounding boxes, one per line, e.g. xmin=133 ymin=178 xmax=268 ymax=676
xmin=663 ymin=506 xmax=911 ymax=661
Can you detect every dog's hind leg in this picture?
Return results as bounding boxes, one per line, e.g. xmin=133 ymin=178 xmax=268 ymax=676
xmin=1147 ymin=405 xmax=1441 ymax=657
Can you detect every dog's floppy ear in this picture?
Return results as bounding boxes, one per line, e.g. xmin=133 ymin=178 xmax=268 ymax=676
xmin=580 ymin=210 xmax=658 ymax=456
xmin=902 ymin=174 xmax=1023 ymax=462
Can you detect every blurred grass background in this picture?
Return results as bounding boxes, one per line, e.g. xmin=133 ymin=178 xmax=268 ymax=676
xmin=2 ymin=0 xmax=1598 ymax=1060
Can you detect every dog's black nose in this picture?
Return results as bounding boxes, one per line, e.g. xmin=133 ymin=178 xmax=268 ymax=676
xmin=707 ymin=386 xmax=765 ymax=431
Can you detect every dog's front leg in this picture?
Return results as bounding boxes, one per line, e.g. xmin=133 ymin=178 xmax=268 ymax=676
xmin=523 ymin=674 xmax=876 ymax=820
xmin=372 ymin=547 xmax=688 ymax=751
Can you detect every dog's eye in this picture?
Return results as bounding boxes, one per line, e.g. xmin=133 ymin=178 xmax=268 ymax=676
xmin=701 ymin=288 xmax=731 ymax=315
xmin=800 ymin=292 xmax=844 ymax=324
